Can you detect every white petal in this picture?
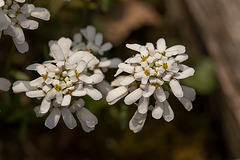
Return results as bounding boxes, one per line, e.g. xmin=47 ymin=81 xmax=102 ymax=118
xmin=84 ymin=86 xmax=102 ymax=100
xmin=79 ymin=75 xmax=93 ymax=83
xmin=20 ymin=4 xmax=35 ymax=14
xmin=86 ymin=25 xmax=96 ymax=41
xmin=68 ymin=51 xmax=86 ymax=64
xmin=181 ymin=86 xmax=196 ymax=101
xmin=31 ymin=7 xmax=50 ymax=21
xmin=124 ymin=88 xmax=143 ymax=105
xmin=165 ymin=45 xmax=186 ymax=56
xmin=46 ymin=88 xmax=56 ymax=101
xmin=26 ymin=90 xmax=45 ymax=98
xmin=95 ymin=33 xmax=103 ymax=46
xmin=163 ymin=101 xmax=174 ymax=122
xmin=76 ymin=107 xmax=98 ymax=132
xmin=36 ymin=65 xmax=47 ymax=75
xmin=118 ymin=63 xmax=134 ymax=73
xmin=101 ymin=42 xmax=112 ymax=52
xmin=175 ymin=54 xmax=188 ymax=63
xmin=152 ymin=101 xmax=163 ymax=119
xmin=26 ymin=63 xmax=40 ymax=71
xmin=175 ymin=68 xmax=195 ymax=79
xmin=11 ymin=25 xmax=25 ymax=44
xmin=17 ymin=14 xmax=29 ymax=28
xmin=126 ymin=43 xmax=141 ymax=52
xmin=0 ymin=11 xmax=10 ymax=30
xmin=48 ymin=41 xmax=65 ymax=61
xmin=140 ymin=46 xmax=148 ymax=57
xmin=72 ymin=90 xmax=87 ymax=97
xmin=154 ymin=86 xmax=166 ymax=102
xmin=0 ymin=78 xmax=11 ymax=91
xmin=178 ymin=97 xmax=193 ymax=111
xmin=0 ymin=0 xmax=4 ymax=7
xmin=142 ymin=84 xmax=155 ymax=97
xmin=169 ymin=79 xmax=183 ymax=97
xmin=13 ymin=40 xmax=29 ymax=53
xmin=120 ymin=75 xmax=135 ymax=86
xmin=57 ymin=37 xmax=72 ymax=59
xmin=55 ymin=92 xmax=63 ymax=104
xmin=73 ymin=33 xmax=82 ymax=43
xmin=106 ymin=86 xmax=128 ymax=105
xmin=61 ymin=108 xmax=77 ymax=129
xmin=90 ymin=73 xmax=104 ymax=84
xmin=61 ymin=94 xmax=71 ymax=106
xmin=76 ymin=61 xmax=86 ymax=73
xmin=40 ymin=97 xmax=51 ymax=113
xmin=129 ymin=111 xmax=147 ymax=133
xmin=156 ymin=38 xmax=166 ymax=53
xmin=12 ymin=81 xmax=35 ymax=93
xmin=138 ymin=97 xmax=149 ymax=114
xmin=30 ymin=77 xmax=44 ymax=86
xmin=69 ymin=98 xmax=85 ymax=112
xmin=45 ymin=108 xmax=61 ymax=129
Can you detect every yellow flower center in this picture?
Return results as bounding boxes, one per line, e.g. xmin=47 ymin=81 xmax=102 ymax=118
xmin=150 ymin=82 xmax=160 ymax=88
xmin=144 ymin=69 xmax=150 ymax=76
xmin=141 ymin=56 xmax=148 ymax=62
xmin=66 ymin=89 xmax=73 ymax=95
xmin=75 ymin=70 xmax=81 ymax=79
xmin=42 ymin=72 xmax=48 ymax=80
xmin=54 ymin=84 xmax=62 ymax=92
xmin=163 ymin=63 xmax=168 ymax=70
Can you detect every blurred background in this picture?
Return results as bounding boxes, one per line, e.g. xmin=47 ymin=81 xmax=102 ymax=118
xmin=0 ymin=0 xmax=239 ymax=159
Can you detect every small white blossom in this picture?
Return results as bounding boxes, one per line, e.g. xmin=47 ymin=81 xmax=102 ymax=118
xmin=106 ymin=38 xmax=196 ymax=133
xmin=72 ymin=25 xmax=122 ymax=97
xmin=0 ymin=0 xmax=50 ymax=53
xmin=12 ymin=37 xmax=104 ymax=132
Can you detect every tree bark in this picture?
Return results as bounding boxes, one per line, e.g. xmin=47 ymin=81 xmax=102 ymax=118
xmin=165 ymin=0 xmax=240 ymax=158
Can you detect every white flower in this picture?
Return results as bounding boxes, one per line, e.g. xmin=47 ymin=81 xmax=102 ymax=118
xmin=1 ymin=0 xmax=50 ymax=53
xmin=107 ymin=38 xmax=196 ymax=132
xmin=71 ymin=25 xmax=122 ymax=98
xmin=0 ymin=77 xmax=11 ymax=91
xmin=12 ymin=37 xmax=104 ymax=132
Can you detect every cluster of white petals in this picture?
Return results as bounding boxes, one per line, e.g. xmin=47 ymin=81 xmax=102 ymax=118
xmin=0 ymin=0 xmax=50 ymax=53
xmin=71 ymin=25 xmax=122 ymax=97
xmin=0 ymin=77 xmax=11 ymax=91
xmin=12 ymin=37 xmax=103 ymax=132
xmin=106 ymin=38 xmax=196 ymax=133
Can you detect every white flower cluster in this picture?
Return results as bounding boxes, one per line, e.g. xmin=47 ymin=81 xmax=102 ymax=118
xmin=12 ymin=26 xmax=121 ymax=132
xmin=106 ymin=38 xmax=196 ymax=133
xmin=71 ymin=25 xmax=122 ymax=96
xmin=0 ymin=0 xmax=50 ymax=53
xmin=12 ymin=37 xmax=104 ymax=132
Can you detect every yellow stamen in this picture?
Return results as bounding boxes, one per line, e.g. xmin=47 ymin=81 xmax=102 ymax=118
xmin=163 ymin=63 xmax=168 ymax=70
xmin=42 ymin=72 xmax=48 ymax=80
xmin=141 ymin=56 xmax=148 ymax=62
xmin=66 ymin=89 xmax=73 ymax=95
xmin=75 ymin=70 xmax=81 ymax=79
xmin=144 ymin=69 xmax=150 ymax=76
xmin=150 ymin=82 xmax=160 ymax=88
xmin=54 ymin=84 xmax=62 ymax=92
